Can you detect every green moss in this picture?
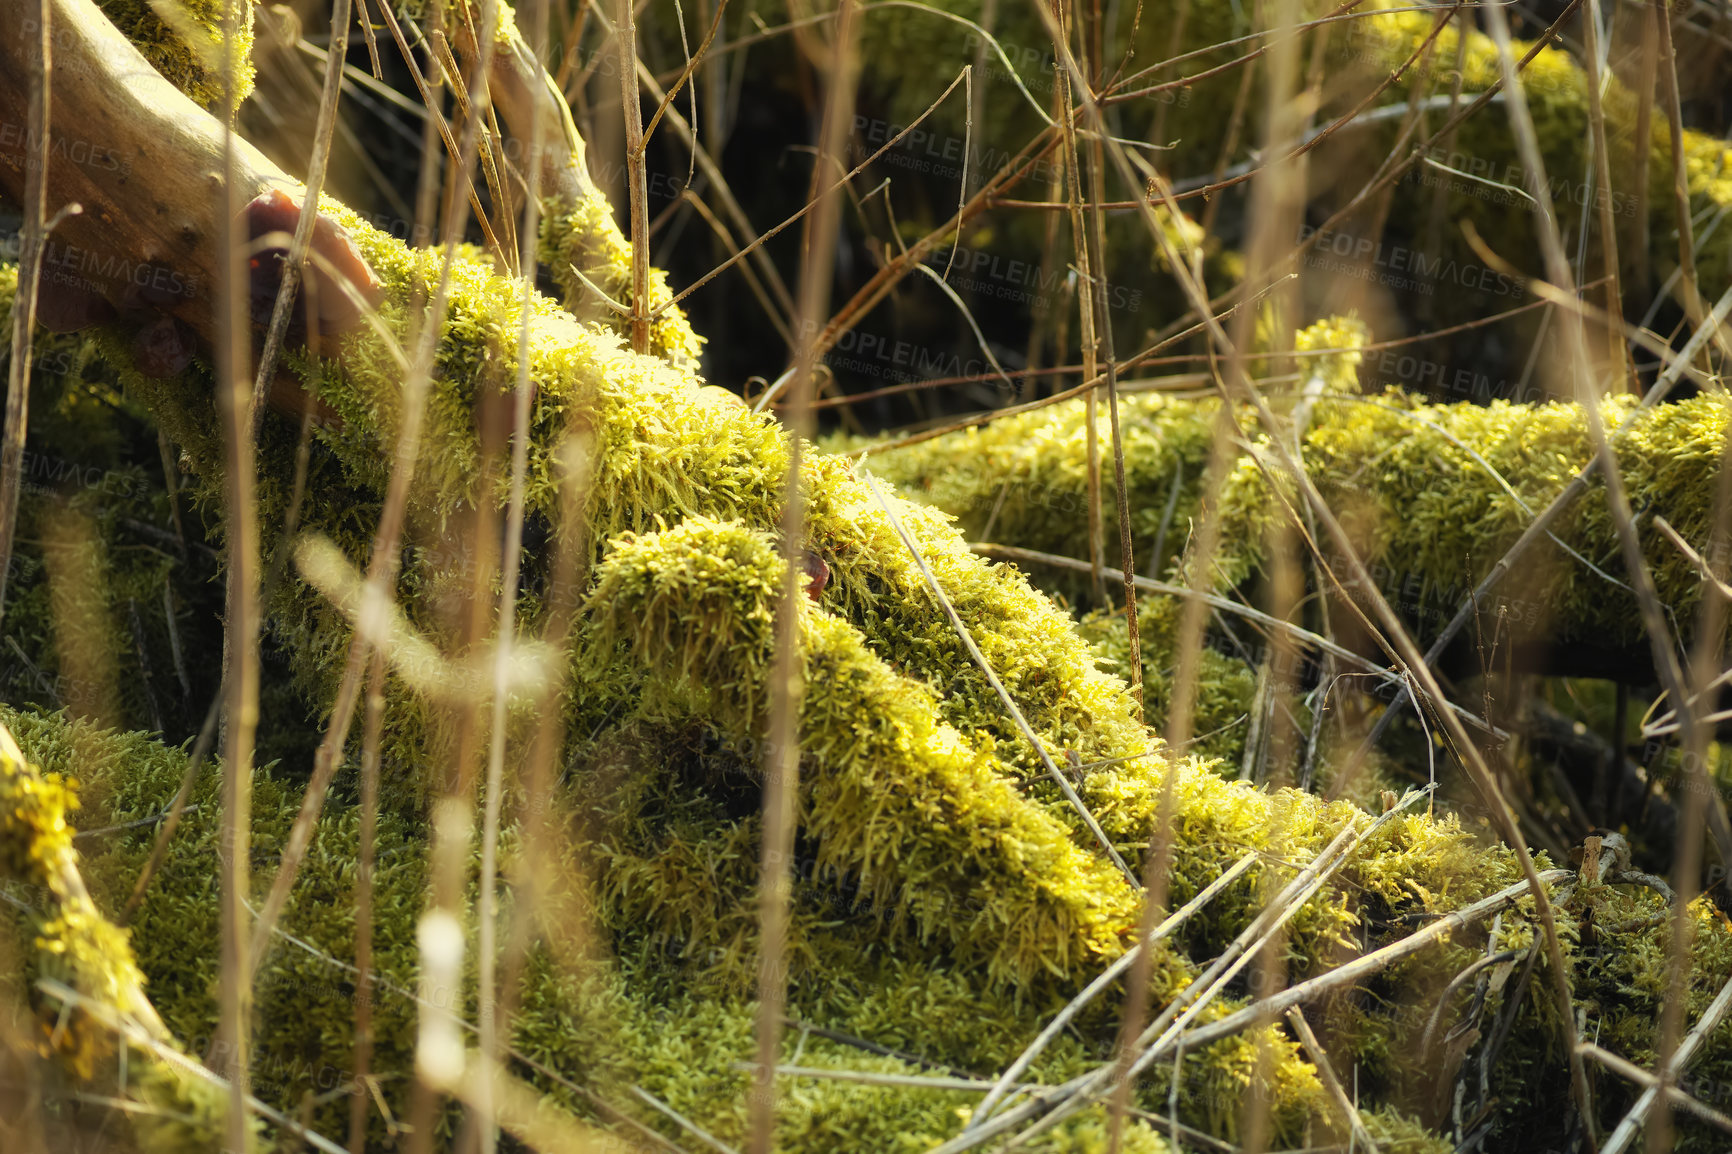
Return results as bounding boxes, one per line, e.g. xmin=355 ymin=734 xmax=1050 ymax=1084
xmin=0 ymin=708 xmax=1194 ymax=1151
xmin=1361 ymin=1108 xmax=1454 ymax=1154
xmin=579 ymin=516 xmax=1145 ymax=990
xmin=0 ymin=267 xmax=205 ymax=738
xmin=855 ymin=344 xmax=1730 ymax=664
xmin=1082 ymin=596 xmax=1258 ymax=768
xmin=539 ymin=190 xmax=707 ymax=374
xmin=97 ymin=0 xmax=255 ymax=109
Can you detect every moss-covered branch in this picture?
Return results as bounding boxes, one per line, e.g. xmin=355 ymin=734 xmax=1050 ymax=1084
xmin=461 ymin=2 xmax=706 ymax=370
xmin=0 ymin=722 xmax=233 ymax=1151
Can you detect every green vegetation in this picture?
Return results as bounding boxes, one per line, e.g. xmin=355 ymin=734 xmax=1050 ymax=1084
xmin=3 ymin=1 xmax=1732 ymax=1151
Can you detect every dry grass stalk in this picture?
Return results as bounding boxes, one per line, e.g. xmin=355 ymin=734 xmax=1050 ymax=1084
xmin=866 ymin=472 xmax=1140 ymax=885
xmin=1581 ymin=1043 xmax=1732 ymax=1136
xmin=7 ymin=2 xmax=1732 ymax=1151
xmin=475 ymin=3 xmax=553 ymax=1146
xmin=750 ymin=4 xmax=861 ymax=1150
xmin=971 ymin=543 xmax=1506 ymax=739
xmin=214 ymin=7 xmax=259 ymax=1154
xmin=1285 ymin=1007 xmax=1379 ymax=1153
xmin=0 ymin=0 xmax=53 ymax=626
xmin=1053 ymin=23 xmax=1106 ymax=605
xmin=1013 ymin=9 xmax=1599 ymax=1135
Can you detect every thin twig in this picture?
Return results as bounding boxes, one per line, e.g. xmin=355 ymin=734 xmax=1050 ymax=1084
xmin=1285 ymin=1008 xmax=1379 ymax=1153
xmin=118 ymin=699 xmax=221 ymax=924
xmin=476 ymin=0 xmax=550 ymax=1143
xmin=1341 ymin=278 xmax=1732 ymax=783
xmin=658 ymin=66 xmax=973 ymax=315
xmin=631 ymin=1085 xmax=738 ymax=1154
xmin=0 ymin=0 xmax=59 ymax=627
xmin=617 ymin=0 xmax=649 ymax=352
xmin=640 ymin=0 xmax=729 ymax=144
xmin=1178 ymin=0 xmax=1586 ymax=355
xmin=847 ymin=275 xmax=1290 ymax=455
xmin=1039 ymin=8 xmax=1597 ymax=1137
xmin=865 ymin=473 xmax=1139 ymax=884
xmin=347 ymin=652 xmax=386 ymax=1154
xmin=1578 ymin=0 xmax=1625 ymax=377
xmin=1580 ymin=1043 xmax=1732 ymax=1136
xmin=36 ymin=980 xmax=349 ymax=1154
xmin=1653 ymin=0 xmax=1732 ymax=362
xmin=936 ymin=797 xmax=1480 ymax=1154
xmin=214 ymin=5 xmax=259 ymax=1149
xmin=1055 ymin=49 xmax=1105 ymax=605
xmin=248 ymin=0 xmax=355 ymax=435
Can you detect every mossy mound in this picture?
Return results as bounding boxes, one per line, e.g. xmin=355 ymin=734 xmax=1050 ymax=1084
xmin=9 ymin=689 xmax=1732 ymax=1151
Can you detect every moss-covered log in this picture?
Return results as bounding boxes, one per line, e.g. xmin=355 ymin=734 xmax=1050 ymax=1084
xmin=852 ymin=320 xmax=1731 ymax=686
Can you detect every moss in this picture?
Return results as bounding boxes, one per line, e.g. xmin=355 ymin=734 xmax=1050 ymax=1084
xmin=539 ymin=190 xmax=706 ymax=374
xmin=8 ymin=584 xmax=1732 ymax=1152
xmin=1082 ymin=597 xmax=1258 ymax=768
xmin=0 ymin=704 xmax=436 ymax=1150
xmin=1284 ymin=388 xmax=1729 ymax=654
xmin=854 ymin=342 xmax=1731 ymax=666
xmin=0 ymin=267 xmax=208 ymax=739
xmin=0 ymin=707 xmax=1195 ymax=1151
xmin=97 ymin=0 xmax=255 ymax=110
xmin=0 ymin=719 xmax=234 ymax=1152
xmin=9 ymin=25 xmax=1732 ymax=1139
xmin=578 ymin=516 xmax=1145 ymax=990
xmin=1361 ymin=1108 xmax=1455 ymax=1154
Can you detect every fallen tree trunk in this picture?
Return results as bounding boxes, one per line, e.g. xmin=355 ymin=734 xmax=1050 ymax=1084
xmin=852 ymin=329 xmax=1732 ymax=684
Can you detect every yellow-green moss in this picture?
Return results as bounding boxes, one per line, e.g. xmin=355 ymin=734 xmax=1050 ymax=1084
xmin=0 ymin=708 xmax=1199 ymax=1151
xmin=539 ymin=190 xmax=706 ymax=374
xmin=0 ymin=720 xmax=234 ymax=1152
xmin=97 ymin=0 xmax=255 ymax=109
xmin=1082 ymin=596 xmax=1258 ymax=767
xmin=856 ymin=371 xmax=1730 ymax=662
